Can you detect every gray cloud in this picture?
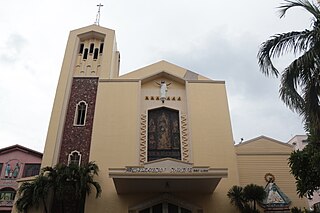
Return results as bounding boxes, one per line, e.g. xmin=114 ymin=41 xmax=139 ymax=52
xmin=0 ymin=33 xmax=27 ymax=63
xmin=156 ymin=30 xmax=305 ymax=142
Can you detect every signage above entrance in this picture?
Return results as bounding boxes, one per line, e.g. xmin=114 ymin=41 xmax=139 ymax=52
xmin=109 ymin=158 xmax=228 ymax=194
xmin=125 ymin=166 xmax=209 ymax=174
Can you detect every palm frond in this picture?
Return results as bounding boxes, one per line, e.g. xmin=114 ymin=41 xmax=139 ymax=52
xmin=16 ymin=177 xmax=51 ymax=212
xmin=280 ymin=48 xmax=320 ymax=126
xmin=16 ymin=182 xmax=35 ymax=211
xmin=90 ymin=181 xmax=102 ymax=198
xmin=258 ymin=29 xmax=313 ymax=77
xmin=279 ymin=51 xmax=314 ymax=113
xmin=278 ymin=0 xmax=320 ymax=20
xmin=227 ymin=185 xmax=245 ymax=210
xmin=302 ymin=76 xmax=320 ymax=134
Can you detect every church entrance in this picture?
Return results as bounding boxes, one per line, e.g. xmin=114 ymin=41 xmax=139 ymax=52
xmin=138 ymin=202 xmax=191 ymax=213
xmin=128 ymin=193 xmax=203 ymax=213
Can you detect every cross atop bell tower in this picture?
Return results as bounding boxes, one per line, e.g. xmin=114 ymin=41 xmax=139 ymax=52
xmin=94 ymin=3 xmax=104 ymax=26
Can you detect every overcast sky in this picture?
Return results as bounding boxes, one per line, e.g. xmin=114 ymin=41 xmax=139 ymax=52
xmin=0 ymin=0 xmax=312 ymax=152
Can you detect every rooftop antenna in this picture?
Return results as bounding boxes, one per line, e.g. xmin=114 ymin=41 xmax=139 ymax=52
xmin=94 ymin=3 xmax=104 ymax=26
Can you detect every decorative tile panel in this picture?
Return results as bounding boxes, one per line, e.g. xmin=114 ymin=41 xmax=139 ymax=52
xmin=139 ymin=114 xmax=147 ymax=165
xmin=181 ymin=114 xmax=189 ymax=162
xmin=58 ymin=77 xmax=98 ymax=165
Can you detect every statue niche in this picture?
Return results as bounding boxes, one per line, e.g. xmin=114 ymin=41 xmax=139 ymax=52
xmin=148 ymin=107 xmax=181 ymax=161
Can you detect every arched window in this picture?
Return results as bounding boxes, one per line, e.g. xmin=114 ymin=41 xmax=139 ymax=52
xmin=75 ymin=101 xmax=87 ymax=126
xmin=148 ymin=107 xmax=181 ymax=161
xmin=68 ymin=151 xmax=81 ymax=166
xmin=0 ymin=187 xmax=16 ymax=202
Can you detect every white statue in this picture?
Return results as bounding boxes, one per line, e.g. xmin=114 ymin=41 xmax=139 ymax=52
xmin=5 ymin=163 xmax=10 ymax=178
xmin=156 ymin=81 xmax=171 ymax=103
xmin=13 ymin=163 xmax=20 ymax=178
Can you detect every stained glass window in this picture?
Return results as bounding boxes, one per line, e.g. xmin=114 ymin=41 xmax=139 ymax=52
xmin=148 ymin=107 xmax=181 ymax=161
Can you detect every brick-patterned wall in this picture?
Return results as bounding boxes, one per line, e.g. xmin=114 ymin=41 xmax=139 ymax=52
xmin=58 ymin=77 xmax=98 ymax=165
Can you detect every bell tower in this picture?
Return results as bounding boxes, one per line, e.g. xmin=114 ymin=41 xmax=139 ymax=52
xmin=41 ymin=25 xmax=120 ymax=167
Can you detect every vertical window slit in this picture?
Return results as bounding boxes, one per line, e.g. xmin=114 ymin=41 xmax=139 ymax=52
xmin=83 ymin=48 xmax=88 ymax=60
xmin=99 ymin=43 xmax=104 ymax=53
xmin=89 ymin=43 xmax=94 ymax=54
xmin=79 ymin=43 xmax=84 ymax=54
xmin=93 ymin=48 xmax=99 ymax=60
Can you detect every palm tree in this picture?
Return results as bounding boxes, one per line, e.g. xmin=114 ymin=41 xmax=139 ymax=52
xmin=227 ymin=184 xmax=266 ymax=212
xmin=227 ymin=185 xmax=246 ymax=211
xmin=257 ymin=0 xmax=320 ymax=140
xmin=46 ymin=162 xmax=102 ymax=213
xmin=243 ymin=184 xmax=266 ymax=211
xmin=42 ymin=164 xmax=68 ymax=213
xmin=16 ymin=175 xmax=50 ymax=213
xmin=16 ymin=162 xmax=102 ymax=213
xmin=70 ymin=162 xmax=102 ymax=213
xmin=16 ymin=182 xmax=35 ymax=213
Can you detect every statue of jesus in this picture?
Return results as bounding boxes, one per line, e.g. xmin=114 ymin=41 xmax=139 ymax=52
xmin=156 ymin=81 xmax=171 ymax=103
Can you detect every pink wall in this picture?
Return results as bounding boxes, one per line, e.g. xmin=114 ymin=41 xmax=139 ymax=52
xmin=0 ymin=145 xmax=42 ymax=211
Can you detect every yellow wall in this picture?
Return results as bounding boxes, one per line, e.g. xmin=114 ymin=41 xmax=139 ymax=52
xmin=85 ymin=80 xmax=141 ymax=212
xmin=187 ymin=81 xmax=240 ymax=212
xmin=235 ymin=136 xmax=308 ymax=209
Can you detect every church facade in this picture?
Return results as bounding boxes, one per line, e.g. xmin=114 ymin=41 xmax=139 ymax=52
xmin=21 ymin=24 xmax=307 ymax=212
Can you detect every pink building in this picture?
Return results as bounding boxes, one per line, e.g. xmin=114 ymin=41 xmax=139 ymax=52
xmin=0 ymin=145 xmax=42 ymax=213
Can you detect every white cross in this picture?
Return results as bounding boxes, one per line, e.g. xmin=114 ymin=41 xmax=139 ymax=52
xmin=95 ymin=3 xmax=104 ymax=25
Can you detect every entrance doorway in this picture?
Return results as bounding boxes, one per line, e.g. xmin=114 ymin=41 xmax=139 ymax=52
xmin=138 ymin=202 xmax=191 ymax=213
xmin=129 ymin=193 xmax=202 ymax=213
